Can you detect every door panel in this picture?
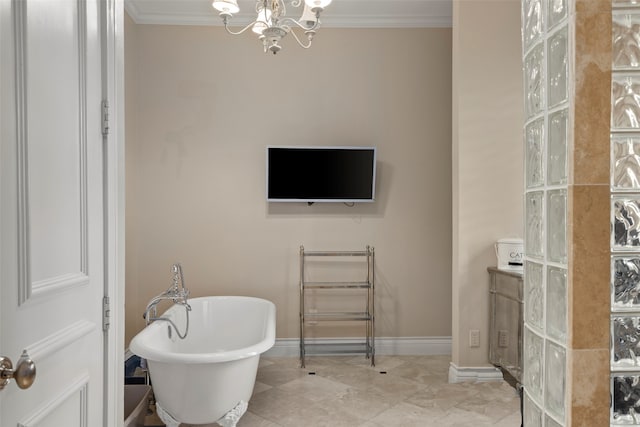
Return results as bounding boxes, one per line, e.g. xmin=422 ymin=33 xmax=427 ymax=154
xmin=1 ymin=0 xmax=105 ymax=425
xmin=19 ymin=0 xmax=89 ymax=301
xmin=26 ymin=0 xmax=84 ymax=285
xmin=17 ymin=375 xmax=89 ymax=427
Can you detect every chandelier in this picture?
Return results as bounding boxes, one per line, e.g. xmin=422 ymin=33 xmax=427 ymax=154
xmin=212 ymin=0 xmax=333 ymax=54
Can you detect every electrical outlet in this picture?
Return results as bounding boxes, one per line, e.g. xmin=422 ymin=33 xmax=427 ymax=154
xmin=469 ymin=329 xmax=480 ymax=348
xmin=498 ymin=330 xmax=509 ymax=348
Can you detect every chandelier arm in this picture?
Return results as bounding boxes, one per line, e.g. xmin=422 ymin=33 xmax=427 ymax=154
xmin=288 ymin=28 xmax=313 ymax=49
xmin=223 ymin=19 xmax=259 ymax=36
xmin=279 ymin=16 xmax=319 ymax=32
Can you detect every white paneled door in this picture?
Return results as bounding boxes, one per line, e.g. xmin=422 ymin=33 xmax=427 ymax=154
xmin=0 ymin=0 xmax=120 ymax=425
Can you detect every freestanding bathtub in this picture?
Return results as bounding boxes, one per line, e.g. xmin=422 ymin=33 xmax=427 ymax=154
xmin=129 ymin=296 xmax=276 ymax=426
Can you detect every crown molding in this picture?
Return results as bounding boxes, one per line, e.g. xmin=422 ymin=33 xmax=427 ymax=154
xmin=124 ymin=0 xmax=452 ymax=28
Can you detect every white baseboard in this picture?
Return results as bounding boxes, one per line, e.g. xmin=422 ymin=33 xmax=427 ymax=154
xmin=263 ymin=336 xmax=452 ymax=357
xmin=129 ymin=339 xmax=504 ymax=384
xmin=448 ymin=362 xmax=503 ymax=383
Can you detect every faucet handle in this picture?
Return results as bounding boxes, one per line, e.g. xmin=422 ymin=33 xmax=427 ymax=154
xmin=170 ymin=262 xmax=186 ymax=291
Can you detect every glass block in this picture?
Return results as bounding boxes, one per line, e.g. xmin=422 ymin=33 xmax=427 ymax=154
xmin=613 ymin=75 xmax=640 ymax=129
xmin=548 ymin=109 xmax=568 ymax=185
xmin=524 ymin=327 xmax=544 ymax=401
xmin=547 ymin=0 xmax=567 ymax=29
xmin=547 ymin=266 xmax=567 ymax=343
xmin=613 ymin=197 xmax=640 ymax=250
xmin=613 ymin=257 xmax=640 ymax=310
xmin=614 ymin=13 xmax=640 ymax=69
xmin=612 ymin=375 xmax=640 ymax=424
xmin=525 ymin=261 xmax=544 ymax=331
xmin=548 ymin=29 xmax=568 ymax=107
xmin=526 ymin=118 xmax=545 ymax=188
xmin=613 ymin=316 xmax=640 ymax=368
xmin=523 ymin=0 xmax=543 ymax=50
xmin=545 ymin=340 xmax=566 ymax=420
xmin=545 ymin=414 xmax=563 ymax=427
xmin=525 ymin=44 xmax=545 ymax=119
xmin=524 ymin=392 xmax=543 ymax=427
xmin=526 ymin=191 xmax=544 ymax=258
xmin=547 ymin=190 xmax=567 ymax=263
xmin=613 ymin=136 xmax=640 ymax=189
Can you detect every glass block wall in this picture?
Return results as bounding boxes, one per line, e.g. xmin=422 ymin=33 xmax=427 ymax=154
xmin=612 ymin=1 xmax=640 ymax=424
xmin=522 ymin=0 xmax=613 ymax=424
xmin=522 ymin=0 xmax=570 ymax=424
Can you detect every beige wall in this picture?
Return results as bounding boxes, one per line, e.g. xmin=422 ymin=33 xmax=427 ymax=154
xmin=124 ymin=19 xmax=453 ymax=345
xmin=452 ymin=0 xmax=524 ymax=368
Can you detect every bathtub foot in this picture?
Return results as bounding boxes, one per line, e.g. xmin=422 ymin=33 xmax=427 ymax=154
xmin=154 ymin=400 xmax=247 ymax=427
xmin=155 ymin=403 xmax=181 ymax=427
xmin=216 ymin=400 xmax=248 ymax=427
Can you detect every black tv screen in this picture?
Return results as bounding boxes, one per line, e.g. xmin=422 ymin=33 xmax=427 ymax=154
xmin=267 ymin=146 xmax=377 ymax=202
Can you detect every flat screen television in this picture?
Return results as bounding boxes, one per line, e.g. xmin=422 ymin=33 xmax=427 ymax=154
xmin=266 ymin=146 xmax=377 ymax=203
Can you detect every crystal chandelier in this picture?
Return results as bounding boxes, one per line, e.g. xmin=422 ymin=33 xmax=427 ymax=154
xmin=212 ymin=0 xmax=333 ymax=54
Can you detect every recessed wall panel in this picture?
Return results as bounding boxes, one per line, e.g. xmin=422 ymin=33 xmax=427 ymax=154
xmin=18 ymin=377 xmax=88 ymax=427
xmin=20 ymin=0 xmax=88 ymax=295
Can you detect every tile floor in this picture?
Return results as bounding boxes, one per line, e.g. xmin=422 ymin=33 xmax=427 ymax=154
xmin=144 ymin=355 xmax=521 ymax=427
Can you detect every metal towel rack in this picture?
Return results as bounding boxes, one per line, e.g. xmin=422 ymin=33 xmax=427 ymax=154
xmin=299 ymin=245 xmax=375 ymax=368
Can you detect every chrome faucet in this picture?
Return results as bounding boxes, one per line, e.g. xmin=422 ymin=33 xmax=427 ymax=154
xmin=143 ymin=263 xmax=192 ymax=339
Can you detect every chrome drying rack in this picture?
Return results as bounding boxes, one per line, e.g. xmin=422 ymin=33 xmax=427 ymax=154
xmin=299 ymin=245 xmax=375 ymax=368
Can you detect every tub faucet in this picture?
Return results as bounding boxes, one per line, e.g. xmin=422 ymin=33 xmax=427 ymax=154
xmin=143 ymin=263 xmax=192 ymax=339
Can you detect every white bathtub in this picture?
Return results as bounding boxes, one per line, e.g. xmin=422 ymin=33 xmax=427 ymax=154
xmin=129 ymin=296 xmax=276 ymax=425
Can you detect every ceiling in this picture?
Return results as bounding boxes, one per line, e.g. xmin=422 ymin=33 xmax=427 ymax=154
xmin=124 ymin=0 xmax=453 ymax=28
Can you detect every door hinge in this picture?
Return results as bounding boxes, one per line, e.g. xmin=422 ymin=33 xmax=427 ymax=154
xmin=102 ymin=296 xmax=110 ymax=331
xmin=101 ymin=100 xmax=110 ymax=136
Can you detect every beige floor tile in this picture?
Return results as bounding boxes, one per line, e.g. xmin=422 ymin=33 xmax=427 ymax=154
xmin=325 ymin=367 xmax=427 ymax=399
xmin=346 ymin=355 xmax=405 ymax=371
xmin=144 ymin=356 xmax=521 ymax=427
xmin=369 ymin=401 xmax=449 ymax=426
xmin=275 ymin=403 xmax=364 ymax=427
xmin=436 ymin=407 xmax=498 ymax=426
xmin=314 ymin=385 xmax=396 ymax=421
xmin=453 ymin=395 xmax=521 ymax=423
xmin=355 ymin=422 xmax=384 ymax=427
xmin=236 ymin=412 xmax=280 ymax=427
xmin=386 ymin=361 xmax=450 ymax=385
xmin=493 ymin=411 xmax=522 ymax=427
xmin=406 ymin=382 xmax=482 ymax=411
xmin=255 ymin=364 xmax=308 ymax=388
xmin=247 ymin=386 xmax=316 ymax=422
xmin=251 ymin=381 xmax=272 ymax=396
xmin=277 ymin=374 xmax=351 ymax=402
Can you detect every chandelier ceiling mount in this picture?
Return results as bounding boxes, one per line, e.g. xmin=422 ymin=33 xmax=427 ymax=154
xmin=212 ymin=0 xmax=333 ymax=54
